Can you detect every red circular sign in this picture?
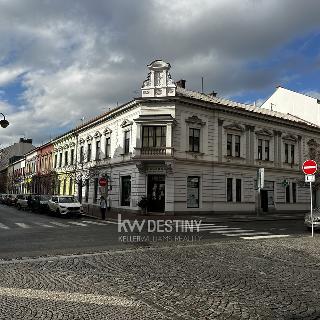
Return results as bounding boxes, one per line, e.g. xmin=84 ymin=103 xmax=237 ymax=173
xmin=99 ymin=177 xmax=107 ymax=187
xmin=302 ymin=160 xmax=317 ymax=175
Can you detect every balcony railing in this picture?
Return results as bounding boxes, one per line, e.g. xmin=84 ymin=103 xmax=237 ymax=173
xmin=134 ymin=147 xmax=173 ymax=158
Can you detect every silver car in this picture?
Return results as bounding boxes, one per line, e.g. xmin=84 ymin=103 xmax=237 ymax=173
xmin=304 ymin=208 xmax=320 ymax=229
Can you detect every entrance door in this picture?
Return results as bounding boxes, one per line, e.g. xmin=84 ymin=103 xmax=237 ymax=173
xmin=261 ymin=190 xmax=268 ymax=212
xmin=147 ymin=175 xmax=165 ymax=212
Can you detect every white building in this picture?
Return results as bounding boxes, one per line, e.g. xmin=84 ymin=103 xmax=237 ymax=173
xmin=73 ymin=60 xmax=319 ymax=216
xmin=261 ymin=86 xmax=320 ymax=126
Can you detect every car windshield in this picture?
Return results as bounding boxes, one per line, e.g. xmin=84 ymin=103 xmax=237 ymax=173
xmin=58 ymin=197 xmax=77 ymax=203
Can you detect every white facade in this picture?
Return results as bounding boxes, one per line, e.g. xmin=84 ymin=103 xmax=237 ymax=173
xmin=261 ymin=86 xmax=320 ymax=126
xmin=71 ymin=60 xmax=320 ymax=215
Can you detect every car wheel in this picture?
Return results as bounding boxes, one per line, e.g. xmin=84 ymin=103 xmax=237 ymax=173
xmin=17 ymin=204 xmax=21 ymax=210
xmin=56 ymin=209 xmax=60 ymax=216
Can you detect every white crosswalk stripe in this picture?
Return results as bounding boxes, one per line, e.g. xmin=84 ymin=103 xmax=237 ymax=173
xmin=241 ymin=234 xmax=290 ymax=240
xmin=49 ymin=221 xmax=70 ymax=228
xmin=0 ymin=223 xmax=9 ymax=230
xmin=33 ymin=222 xmax=55 ymax=228
xmin=82 ymin=220 xmax=108 ymax=226
xmin=225 ymin=232 xmax=271 ymax=237
xmin=15 ymin=223 xmax=30 ymax=229
xmin=68 ymin=221 xmax=88 ymax=227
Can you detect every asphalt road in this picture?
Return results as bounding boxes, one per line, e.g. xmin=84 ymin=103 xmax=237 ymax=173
xmin=0 ymin=203 xmax=313 ymax=260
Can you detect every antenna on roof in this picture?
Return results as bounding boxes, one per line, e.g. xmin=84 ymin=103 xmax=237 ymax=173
xmin=201 ymin=77 xmax=204 ymax=93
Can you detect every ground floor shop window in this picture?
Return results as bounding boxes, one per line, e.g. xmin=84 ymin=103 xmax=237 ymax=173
xmin=85 ymin=179 xmax=89 ymax=202
xmin=292 ymin=183 xmax=297 ymax=203
xmin=187 ymin=176 xmax=200 ymax=208
xmin=93 ymin=178 xmax=98 ymax=203
xmin=285 ymin=184 xmax=290 ymax=203
xmin=121 ymin=176 xmax=131 ymax=206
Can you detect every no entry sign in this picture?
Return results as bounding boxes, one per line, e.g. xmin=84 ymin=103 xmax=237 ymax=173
xmin=99 ymin=177 xmax=107 ymax=187
xmin=302 ymin=160 xmax=317 ymax=175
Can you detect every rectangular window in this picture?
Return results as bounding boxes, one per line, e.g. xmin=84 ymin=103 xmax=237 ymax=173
xmin=265 ymin=140 xmax=270 ymax=161
xmin=187 ymin=176 xmax=200 ymax=208
xmin=227 ymin=134 xmax=232 ymax=156
xmin=285 ymin=143 xmax=289 ymax=163
xmin=227 ymin=178 xmax=233 ymax=202
xmin=236 ymin=179 xmax=241 ymax=202
xmin=258 ymin=139 xmax=262 ymax=160
xmin=80 ymin=146 xmax=84 ymax=163
xmin=85 ymin=179 xmax=89 ymax=202
xmin=142 ymin=126 xmax=166 ymax=147
xmin=87 ymin=143 xmax=92 ymax=162
xmin=63 ymin=179 xmax=66 ymax=195
xmin=106 ymin=137 xmax=111 ymax=158
xmin=124 ymin=131 xmax=130 ymax=154
xmin=96 ymin=141 xmax=101 ymax=160
xmin=292 ymin=182 xmax=297 ymax=203
xmin=286 ymin=184 xmax=290 ymax=203
xmin=93 ymin=178 xmax=98 ymax=203
xmin=64 ymin=151 xmax=68 ymax=166
xmin=121 ymin=176 xmax=131 ymax=206
xmin=234 ymin=135 xmax=240 ymax=157
xmin=291 ymin=145 xmax=295 ymax=164
xmin=54 ymin=154 xmax=57 ymax=168
xmin=59 ymin=153 xmax=62 ymax=167
xmin=189 ymin=128 xmax=200 ymax=152
xmin=70 ymin=149 xmax=74 ymax=165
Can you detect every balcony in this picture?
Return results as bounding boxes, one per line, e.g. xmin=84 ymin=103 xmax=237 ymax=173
xmin=134 ymin=147 xmax=174 ymax=158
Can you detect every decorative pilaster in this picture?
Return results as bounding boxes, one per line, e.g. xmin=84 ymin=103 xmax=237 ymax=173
xmin=218 ymin=119 xmax=224 ymax=162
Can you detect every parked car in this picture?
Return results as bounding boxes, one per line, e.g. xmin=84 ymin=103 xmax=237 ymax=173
xmin=30 ymin=195 xmax=51 ymax=213
xmin=304 ymin=208 xmax=320 ymax=229
xmin=5 ymin=194 xmax=15 ymax=206
xmin=48 ymin=196 xmax=83 ymax=217
xmin=16 ymin=194 xmax=29 ymax=210
xmin=0 ymin=194 xmax=6 ymax=204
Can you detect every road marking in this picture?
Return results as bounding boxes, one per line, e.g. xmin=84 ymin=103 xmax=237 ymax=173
xmin=15 ymin=223 xmax=30 ymax=229
xmin=209 ymin=229 xmax=253 ymax=234
xmin=104 ymin=220 xmax=121 ymax=225
xmin=33 ymin=222 xmax=54 ymax=228
xmin=68 ymin=221 xmax=88 ymax=227
xmin=241 ymin=234 xmax=290 ymax=240
xmin=0 ymin=286 xmax=137 ymax=307
xmin=224 ymin=232 xmax=271 ymax=237
xmin=50 ymin=221 xmax=70 ymax=228
xmin=0 ymin=223 xmax=9 ymax=230
xmin=82 ymin=220 xmax=107 ymax=226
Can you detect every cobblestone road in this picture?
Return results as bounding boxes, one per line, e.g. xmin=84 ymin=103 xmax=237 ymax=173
xmin=1 ymin=237 xmax=320 ymax=319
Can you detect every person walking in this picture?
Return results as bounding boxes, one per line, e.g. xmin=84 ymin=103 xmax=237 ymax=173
xmin=100 ymin=196 xmax=107 ymax=220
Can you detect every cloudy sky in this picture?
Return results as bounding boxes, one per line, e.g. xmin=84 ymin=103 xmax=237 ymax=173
xmin=0 ymin=0 xmax=320 ymax=146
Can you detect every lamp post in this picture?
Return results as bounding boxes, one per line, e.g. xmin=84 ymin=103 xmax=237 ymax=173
xmin=0 ymin=113 xmax=9 ymax=128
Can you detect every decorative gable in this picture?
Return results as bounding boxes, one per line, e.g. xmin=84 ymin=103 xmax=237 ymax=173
xmin=79 ymin=138 xmax=85 ymax=145
xmin=86 ymin=135 xmax=93 ymax=142
xmin=141 ymin=60 xmax=176 ymax=98
xmin=255 ymin=129 xmax=273 ymax=137
xmin=223 ymin=123 xmax=245 ymax=132
xmin=282 ymin=134 xmax=297 ymax=142
xmin=185 ymin=115 xmax=206 ymax=126
xmin=120 ymin=119 xmax=133 ymax=128
xmin=104 ymin=127 xmax=112 ymax=135
xmin=94 ymin=131 xmax=102 ymax=139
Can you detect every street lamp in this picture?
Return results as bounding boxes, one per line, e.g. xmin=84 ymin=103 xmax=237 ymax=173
xmin=0 ymin=113 xmax=9 ymax=128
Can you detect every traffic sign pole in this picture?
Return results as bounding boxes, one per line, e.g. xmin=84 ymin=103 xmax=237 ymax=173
xmin=310 ymin=181 xmax=314 ymax=238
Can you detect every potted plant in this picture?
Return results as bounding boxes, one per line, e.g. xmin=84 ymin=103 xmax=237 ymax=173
xmin=137 ymin=196 xmax=148 ymax=214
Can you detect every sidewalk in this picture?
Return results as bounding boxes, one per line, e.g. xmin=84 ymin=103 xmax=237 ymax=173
xmin=103 ymin=211 xmax=306 ymax=223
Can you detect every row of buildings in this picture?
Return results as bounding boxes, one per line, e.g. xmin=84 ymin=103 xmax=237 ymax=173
xmin=1 ymin=60 xmax=320 ymax=216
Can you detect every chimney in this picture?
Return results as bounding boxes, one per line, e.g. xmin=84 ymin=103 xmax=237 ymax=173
xmin=175 ymin=79 xmax=186 ymax=89
xmin=211 ymin=90 xmax=217 ymax=97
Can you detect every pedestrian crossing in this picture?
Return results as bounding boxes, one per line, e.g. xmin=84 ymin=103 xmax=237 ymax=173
xmin=178 ymin=222 xmax=290 ymax=240
xmin=0 ymin=219 xmax=115 ymax=231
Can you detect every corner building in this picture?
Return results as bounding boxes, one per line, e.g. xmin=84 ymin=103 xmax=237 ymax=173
xmin=76 ymin=60 xmax=318 ymax=215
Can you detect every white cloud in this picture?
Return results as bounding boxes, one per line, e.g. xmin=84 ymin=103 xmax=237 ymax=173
xmin=0 ymin=0 xmax=319 ymax=144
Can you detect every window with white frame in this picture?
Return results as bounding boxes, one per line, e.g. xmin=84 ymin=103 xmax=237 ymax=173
xmin=283 ymin=135 xmax=297 ymax=164
xmin=226 ymin=178 xmax=242 ymax=202
xmin=105 ymin=137 xmax=111 ymax=158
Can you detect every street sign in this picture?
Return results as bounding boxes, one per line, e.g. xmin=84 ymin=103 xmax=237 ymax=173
xmin=302 ymin=160 xmax=317 ymax=175
xmin=305 ymin=175 xmax=315 ymax=183
xmin=99 ymin=177 xmax=107 ymax=187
